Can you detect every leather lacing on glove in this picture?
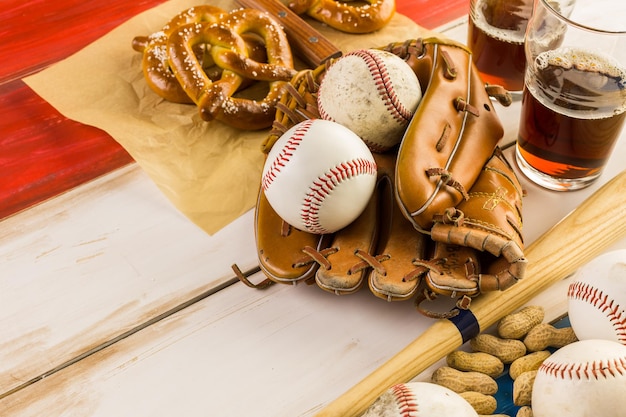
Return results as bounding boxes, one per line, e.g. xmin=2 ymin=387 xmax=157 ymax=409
xmin=411 ymin=147 xmax=527 ymax=318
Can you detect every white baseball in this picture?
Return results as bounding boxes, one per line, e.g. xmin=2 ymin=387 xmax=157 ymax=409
xmin=317 ymin=49 xmax=422 ymax=152
xmin=532 ymin=339 xmax=626 ymax=417
xmin=361 ymin=382 xmax=479 ymax=417
xmin=567 ymin=249 xmax=626 ymax=344
xmin=261 ymin=119 xmax=377 ymax=234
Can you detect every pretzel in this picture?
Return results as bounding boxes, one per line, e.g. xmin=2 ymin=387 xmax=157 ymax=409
xmin=288 ymin=0 xmax=396 ymax=34
xmin=133 ymin=31 xmax=269 ymax=104
xmin=200 ymin=9 xmax=297 ymax=129
xmin=132 ymin=6 xmax=297 ymax=130
xmin=132 ymin=6 xmax=227 ymax=103
xmin=217 ymin=9 xmax=296 ymax=81
xmin=167 ymin=10 xmax=297 ymax=130
xmin=164 ymin=5 xmax=228 ymax=31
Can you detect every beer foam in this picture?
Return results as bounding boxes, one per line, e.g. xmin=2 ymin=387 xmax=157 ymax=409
xmin=536 ymin=48 xmax=626 ymax=84
xmin=528 ymin=47 xmax=626 ymax=118
xmin=471 ymin=0 xmax=526 ymax=44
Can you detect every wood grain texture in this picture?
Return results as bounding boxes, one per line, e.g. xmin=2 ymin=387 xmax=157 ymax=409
xmin=0 ymin=245 xmax=597 ymax=417
xmin=237 ymin=0 xmax=342 ymax=66
xmin=0 ymin=80 xmax=133 ymax=219
xmin=0 ymin=0 xmax=170 ymax=220
xmin=397 ymin=0 xmax=468 ymax=29
xmin=0 ymin=165 xmax=258 ymax=398
xmin=0 ymin=0 xmax=169 ymax=220
xmin=0 ymin=0 xmax=168 ymax=83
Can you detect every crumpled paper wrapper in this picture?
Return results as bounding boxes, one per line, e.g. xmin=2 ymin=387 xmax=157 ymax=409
xmin=24 ymin=0 xmax=429 ymax=235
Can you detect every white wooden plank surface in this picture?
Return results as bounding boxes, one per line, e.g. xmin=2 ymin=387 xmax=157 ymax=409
xmin=0 ymin=164 xmax=258 ymax=396
xmin=4 ymin=15 xmax=626 ymax=417
xmin=3 ymin=133 xmax=626 ymax=415
xmin=0 ymin=263 xmax=606 ymax=417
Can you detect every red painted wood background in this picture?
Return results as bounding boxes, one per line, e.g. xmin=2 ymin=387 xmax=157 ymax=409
xmin=0 ymin=0 xmax=467 ymax=220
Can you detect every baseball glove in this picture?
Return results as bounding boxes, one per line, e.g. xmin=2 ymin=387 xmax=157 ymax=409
xmin=234 ymin=37 xmax=525 ymax=317
xmin=386 ymin=38 xmax=512 ymax=233
xmin=413 ymin=147 xmax=526 ymax=318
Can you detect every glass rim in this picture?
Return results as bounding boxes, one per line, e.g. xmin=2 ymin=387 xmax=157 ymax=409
xmin=541 ymin=0 xmax=626 ymax=35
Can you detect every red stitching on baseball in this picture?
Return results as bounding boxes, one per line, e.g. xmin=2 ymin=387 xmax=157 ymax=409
xmin=317 ymin=104 xmax=333 ymax=123
xmin=262 ymin=119 xmax=314 ymax=191
xmin=300 ymin=157 xmax=376 ymax=234
xmin=314 ymin=112 xmax=390 ymax=153
xmin=539 ymin=356 xmax=626 ymax=380
xmin=391 ymin=383 xmax=419 ymax=417
xmin=363 ymin=139 xmax=389 ymax=153
xmin=568 ymin=281 xmax=626 ymax=344
xmin=348 ymin=50 xmax=413 ymax=125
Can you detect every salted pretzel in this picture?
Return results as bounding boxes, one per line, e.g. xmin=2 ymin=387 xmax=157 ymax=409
xmin=133 ymin=31 xmax=270 ymax=104
xmin=288 ymin=0 xmax=396 ymax=34
xmin=217 ymin=9 xmax=296 ymax=81
xmin=132 ymin=5 xmax=227 ymax=103
xmin=166 ymin=22 xmax=246 ymax=115
xmin=167 ymin=9 xmax=297 ymax=130
xmin=200 ymin=9 xmax=298 ymax=129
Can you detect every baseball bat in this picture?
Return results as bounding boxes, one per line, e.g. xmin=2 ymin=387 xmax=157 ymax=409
xmin=236 ymin=0 xmax=342 ymax=68
xmin=314 ymin=168 xmax=626 ymax=417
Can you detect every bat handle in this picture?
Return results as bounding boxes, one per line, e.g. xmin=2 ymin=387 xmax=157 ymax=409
xmin=237 ymin=0 xmax=342 ymax=68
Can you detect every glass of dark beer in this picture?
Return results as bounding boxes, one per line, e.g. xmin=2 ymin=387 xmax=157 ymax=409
xmin=516 ymin=0 xmax=626 ymax=191
xmin=468 ymin=0 xmax=534 ymax=94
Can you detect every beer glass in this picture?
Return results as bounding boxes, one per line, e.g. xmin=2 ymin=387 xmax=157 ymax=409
xmin=516 ymin=0 xmax=626 ymax=191
xmin=468 ymin=0 xmax=534 ymax=93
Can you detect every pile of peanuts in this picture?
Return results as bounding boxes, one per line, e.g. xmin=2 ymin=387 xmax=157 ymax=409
xmin=430 ymin=306 xmax=578 ymax=417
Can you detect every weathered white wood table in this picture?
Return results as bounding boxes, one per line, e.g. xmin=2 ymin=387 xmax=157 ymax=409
xmin=2 ymin=15 xmax=626 ymax=417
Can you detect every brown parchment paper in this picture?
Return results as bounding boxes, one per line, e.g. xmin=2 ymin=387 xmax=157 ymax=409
xmin=24 ymin=0 xmax=430 ymax=235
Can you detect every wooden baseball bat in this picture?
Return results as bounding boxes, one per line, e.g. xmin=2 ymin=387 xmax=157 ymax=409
xmin=236 ymin=0 xmax=342 ymax=68
xmin=314 ymin=169 xmax=626 ymax=417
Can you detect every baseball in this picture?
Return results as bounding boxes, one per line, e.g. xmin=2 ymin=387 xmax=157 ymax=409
xmin=361 ymin=382 xmax=478 ymax=417
xmin=317 ymin=49 xmax=422 ymax=153
xmin=567 ymin=249 xmax=626 ymax=344
xmin=261 ymin=119 xmax=377 ymax=234
xmin=532 ymin=339 xmax=626 ymax=417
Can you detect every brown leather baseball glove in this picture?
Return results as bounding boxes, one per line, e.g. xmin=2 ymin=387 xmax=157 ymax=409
xmin=386 ymin=38 xmax=512 ymax=233
xmin=413 ymin=147 xmax=527 ymax=317
xmin=234 ymin=37 xmax=525 ymax=317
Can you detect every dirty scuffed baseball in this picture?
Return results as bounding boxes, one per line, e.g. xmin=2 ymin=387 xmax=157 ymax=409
xmin=361 ymin=381 xmax=479 ymax=417
xmin=317 ymin=49 xmax=422 ymax=152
